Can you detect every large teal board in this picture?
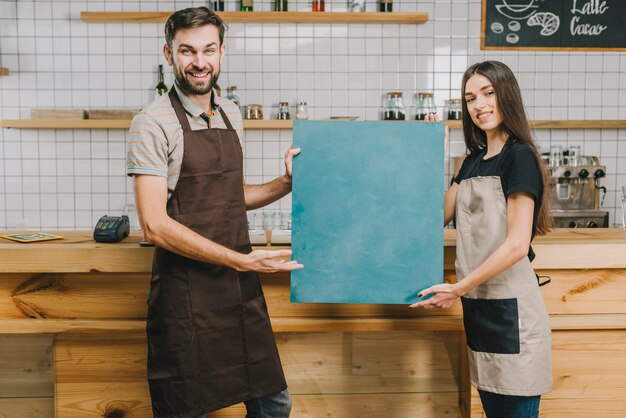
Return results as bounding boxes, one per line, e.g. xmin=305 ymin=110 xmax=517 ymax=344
xmin=291 ymin=121 xmax=444 ymax=304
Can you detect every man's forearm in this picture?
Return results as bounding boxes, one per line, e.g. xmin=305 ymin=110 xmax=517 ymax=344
xmin=143 ymin=215 xmax=245 ymax=269
xmin=244 ymin=175 xmax=292 ymax=210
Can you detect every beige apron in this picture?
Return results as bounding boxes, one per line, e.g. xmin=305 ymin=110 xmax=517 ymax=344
xmin=456 ymin=174 xmax=552 ymax=396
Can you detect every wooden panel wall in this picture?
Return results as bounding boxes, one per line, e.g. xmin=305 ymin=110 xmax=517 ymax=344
xmin=0 ymin=335 xmax=54 ymax=417
xmin=55 ymin=331 xmax=462 ymax=418
xmin=468 ymin=329 xmax=626 ymax=417
xmin=2 ymin=267 xmax=625 ymax=417
xmin=2 ymin=269 xmax=623 ymax=323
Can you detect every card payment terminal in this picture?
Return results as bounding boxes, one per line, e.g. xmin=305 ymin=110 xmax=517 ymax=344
xmin=93 ymin=215 xmax=130 ymax=243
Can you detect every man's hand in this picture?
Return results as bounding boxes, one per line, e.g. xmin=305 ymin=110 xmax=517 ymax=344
xmin=409 ymin=283 xmax=463 ymax=309
xmin=235 ymin=249 xmax=304 ymax=273
xmin=424 ymin=113 xmax=449 ymax=155
xmin=284 ymin=145 xmax=301 ymax=180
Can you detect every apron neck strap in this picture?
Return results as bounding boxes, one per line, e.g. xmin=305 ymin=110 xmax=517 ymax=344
xmin=169 ymin=88 xmax=192 ymax=132
xmin=218 ymin=106 xmax=234 ymax=130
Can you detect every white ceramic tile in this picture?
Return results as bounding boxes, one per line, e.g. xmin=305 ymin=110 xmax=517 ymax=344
xmin=601 ymin=90 xmax=619 ymax=107
xmin=245 ymin=159 xmax=263 ymax=176
xmin=585 ymin=90 xmax=602 ymax=107
xmin=109 ymin=176 xmax=127 ymax=194
xmin=0 ymin=0 xmax=625 ymax=230
xmin=348 ymin=38 xmax=365 ymax=55
xmin=92 ymin=193 xmax=109 ymax=211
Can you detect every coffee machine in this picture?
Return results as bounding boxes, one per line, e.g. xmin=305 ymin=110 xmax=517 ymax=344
xmin=543 ymin=148 xmax=608 ymax=228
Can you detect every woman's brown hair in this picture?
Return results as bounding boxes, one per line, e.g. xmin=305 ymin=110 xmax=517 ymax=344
xmin=461 ymin=60 xmax=553 ymax=235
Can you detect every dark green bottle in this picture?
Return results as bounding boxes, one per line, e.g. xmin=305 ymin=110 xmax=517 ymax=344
xmin=241 ymin=0 xmax=253 ymax=11
xmin=154 ymin=64 xmax=168 ymax=100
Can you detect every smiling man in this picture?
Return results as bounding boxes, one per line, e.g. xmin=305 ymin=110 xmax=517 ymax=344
xmin=127 ymin=7 xmax=302 ymax=418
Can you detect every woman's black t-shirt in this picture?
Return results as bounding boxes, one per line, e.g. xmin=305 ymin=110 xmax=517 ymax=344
xmin=453 ymin=140 xmax=543 ymax=261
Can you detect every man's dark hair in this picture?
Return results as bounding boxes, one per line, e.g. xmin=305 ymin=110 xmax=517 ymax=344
xmin=165 ymin=7 xmax=227 ymax=47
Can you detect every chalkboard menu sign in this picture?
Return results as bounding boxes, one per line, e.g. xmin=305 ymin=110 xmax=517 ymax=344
xmin=482 ymin=0 xmax=626 ymax=50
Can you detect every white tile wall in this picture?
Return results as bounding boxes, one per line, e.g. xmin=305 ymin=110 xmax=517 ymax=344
xmin=0 ymin=0 xmax=625 ymax=230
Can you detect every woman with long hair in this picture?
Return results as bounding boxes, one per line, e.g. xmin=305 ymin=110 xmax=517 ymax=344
xmin=411 ymin=60 xmax=553 ymax=418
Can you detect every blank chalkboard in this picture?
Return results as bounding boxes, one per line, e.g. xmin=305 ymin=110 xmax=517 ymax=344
xmin=290 ymin=121 xmax=444 ymax=304
xmin=482 ymin=0 xmax=626 ymax=50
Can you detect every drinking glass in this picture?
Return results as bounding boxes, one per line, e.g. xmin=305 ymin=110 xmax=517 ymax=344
xmin=549 ymin=145 xmax=563 ymax=168
xmin=263 ymin=211 xmax=275 ymax=230
xmin=568 ymin=146 xmax=581 ymax=167
xmin=123 ymin=204 xmax=140 ymax=230
xmin=247 ymin=212 xmax=256 ymax=231
xmin=622 ymin=186 xmax=626 ymax=229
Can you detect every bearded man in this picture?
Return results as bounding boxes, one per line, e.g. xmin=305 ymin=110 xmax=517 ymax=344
xmin=127 ymin=7 xmax=302 ymax=418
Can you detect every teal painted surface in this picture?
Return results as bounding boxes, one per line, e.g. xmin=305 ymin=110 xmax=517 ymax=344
xmin=291 ymin=121 xmax=444 ymax=304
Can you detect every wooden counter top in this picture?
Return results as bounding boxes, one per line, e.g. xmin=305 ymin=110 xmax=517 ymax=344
xmin=1 ymin=229 xmax=625 ymax=273
xmin=3 ymin=229 xmax=624 ymax=418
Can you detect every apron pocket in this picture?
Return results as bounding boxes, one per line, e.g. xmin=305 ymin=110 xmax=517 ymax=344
xmin=461 ymin=296 xmax=520 ymax=354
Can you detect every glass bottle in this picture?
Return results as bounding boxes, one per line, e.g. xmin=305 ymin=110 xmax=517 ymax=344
xmin=351 ymin=0 xmax=365 ymax=12
xmin=241 ymin=0 xmax=253 ymax=12
xmin=382 ymin=92 xmax=405 ymax=121
xmin=415 ymin=92 xmax=436 ymax=120
xmin=274 ymin=0 xmax=288 ymax=11
xmin=379 ymin=0 xmax=393 ymax=12
xmin=296 ymin=102 xmax=309 ymax=120
xmin=277 ymin=102 xmax=290 ymax=120
xmin=447 ymin=98 xmax=462 ymax=120
xmin=226 ymin=86 xmax=240 ymax=107
xmin=312 ymin=0 xmax=325 ymax=12
xmin=209 ymin=0 xmax=225 ymax=11
xmin=154 ymin=64 xmax=168 ymax=100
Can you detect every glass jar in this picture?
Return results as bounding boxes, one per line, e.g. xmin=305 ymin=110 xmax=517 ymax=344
xmin=312 ymin=0 xmax=325 ymax=12
xmin=209 ymin=1 xmax=225 ymax=11
xmin=382 ymin=92 xmax=405 ymax=121
xmin=277 ymin=102 xmax=290 ymax=120
xmin=415 ymin=92 xmax=436 ymax=120
xmin=296 ymin=102 xmax=309 ymax=120
xmin=274 ymin=0 xmax=288 ymax=11
xmin=447 ymin=98 xmax=462 ymax=120
xmin=379 ymin=0 xmax=393 ymax=12
xmin=351 ymin=0 xmax=365 ymax=12
xmin=246 ymin=104 xmax=263 ymax=120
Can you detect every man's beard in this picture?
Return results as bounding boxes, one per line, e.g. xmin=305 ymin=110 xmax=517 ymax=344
xmin=174 ymin=66 xmax=219 ymax=96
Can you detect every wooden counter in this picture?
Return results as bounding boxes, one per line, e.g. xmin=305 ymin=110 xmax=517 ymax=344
xmin=1 ymin=229 xmax=625 ymax=417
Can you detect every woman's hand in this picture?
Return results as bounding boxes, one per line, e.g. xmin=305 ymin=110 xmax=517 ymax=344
xmin=409 ymin=283 xmax=463 ymax=309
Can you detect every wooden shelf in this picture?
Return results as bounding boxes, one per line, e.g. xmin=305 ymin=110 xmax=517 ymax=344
xmin=444 ymin=120 xmax=626 ymax=129
xmin=1 ymin=119 xmax=131 ymax=129
xmin=0 ymin=118 xmax=292 ymax=130
xmin=0 ymin=67 xmax=9 ymax=76
xmin=80 ymin=11 xmax=429 ymax=24
xmin=529 ymin=120 xmax=626 ymax=129
xmin=244 ymin=119 xmax=292 ymax=129
xmin=3 ymin=118 xmax=625 ymax=130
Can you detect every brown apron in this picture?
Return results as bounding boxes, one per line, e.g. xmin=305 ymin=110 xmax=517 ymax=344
xmin=146 ymin=89 xmax=286 ymax=418
xmin=455 ymin=150 xmax=552 ymax=396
